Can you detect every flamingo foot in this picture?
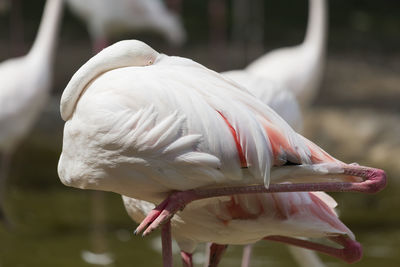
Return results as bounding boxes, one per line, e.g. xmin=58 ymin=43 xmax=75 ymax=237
xmin=135 ymin=191 xmax=197 ymax=236
xmin=209 ymin=243 xmax=228 ymax=267
xmin=135 ymin=165 xmax=385 ymax=236
xmin=264 ymin=235 xmax=362 ymax=264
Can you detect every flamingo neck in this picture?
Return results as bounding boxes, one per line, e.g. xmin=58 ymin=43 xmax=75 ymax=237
xmin=303 ymin=0 xmax=327 ymax=52
xmin=28 ymin=0 xmax=63 ymax=64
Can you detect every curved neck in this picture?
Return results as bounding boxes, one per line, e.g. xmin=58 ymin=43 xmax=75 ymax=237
xmin=303 ymin=0 xmax=327 ymax=51
xmin=28 ymin=0 xmax=63 ymax=63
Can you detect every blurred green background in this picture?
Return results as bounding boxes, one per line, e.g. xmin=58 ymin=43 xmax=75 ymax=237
xmin=0 ymin=0 xmax=399 ymax=266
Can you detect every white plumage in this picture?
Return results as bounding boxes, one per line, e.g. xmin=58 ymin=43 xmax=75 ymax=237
xmin=123 ymin=191 xmax=353 ymax=254
xmin=0 ymin=0 xmax=62 ymax=152
xmin=58 ymin=40 xmax=327 ymax=205
xmin=222 ymin=70 xmax=303 ymax=132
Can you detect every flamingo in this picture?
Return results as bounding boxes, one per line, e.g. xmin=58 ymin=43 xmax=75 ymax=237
xmin=246 ymin=0 xmax=327 ymax=107
xmin=57 ymin=40 xmax=386 ymax=267
xmin=66 ymin=0 xmax=186 ymax=52
xmin=0 ymin=0 xmax=63 ymax=226
xmin=123 ymin=191 xmax=355 ymax=267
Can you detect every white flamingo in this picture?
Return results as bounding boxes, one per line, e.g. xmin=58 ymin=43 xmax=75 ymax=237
xmin=246 ymin=0 xmax=327 ymax=107
xmin=0 ymin=0 xmax=63 ymax=225
xmin=57 ymin=40 xmax=386 ymax=267
xmin=123 ymin=191 xmax=355 ymax=267
xmin=66 ymin=0 xmax=186 ymax=52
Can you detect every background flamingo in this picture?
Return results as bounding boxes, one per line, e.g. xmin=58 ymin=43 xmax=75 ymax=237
xmin=246 ymin=0 xmax=327 ymax=107
xmin=0 ymin=0 xmax=63 ymax=226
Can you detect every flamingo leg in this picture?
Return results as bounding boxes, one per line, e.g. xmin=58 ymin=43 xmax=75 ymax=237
xmin=264 ymin=235 xmax=362 ymax=264
xmin=241 ymin=244 xmax=253 ymax=267
xmin=161 ymin=220 xmax=173 ymax=267
xmin=203 ymin=243 xmax=212 ymax=267
xmin=209 ymin=243 xmax=228 ymax=267
xmin=180 ymin=250 xmax=192 ymax=267
xmin=135 ymin=164 xmax=385 ymax=237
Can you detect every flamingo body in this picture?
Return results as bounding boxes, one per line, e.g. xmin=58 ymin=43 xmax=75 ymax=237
xmin=58 ymin=40 xmax=338 ymax=205
xmin=123 ymin=191 xmax=353 ymax=254
xmin=0 ymin=0 xmax=62 ymax=153
xmin=0 ymin=56 xmax=50 ymax=151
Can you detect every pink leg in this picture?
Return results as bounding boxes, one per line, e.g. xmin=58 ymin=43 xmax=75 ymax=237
xmin=209 ymin=243 xmax=228 ymax=267
xmin=161 ymin=221 xmax=173 ymax=267
xmin=181 ymin=251 xmax=192 ymax=267
xmin=264 ymin=235 xmax=362 ymax=264
xmin=203 ymin=243 xmax=211 ymax=267
xmin=241 ymin=244 xmax=253 ymax=267
xmin=135 ymin=165 xmax=385 ymax=236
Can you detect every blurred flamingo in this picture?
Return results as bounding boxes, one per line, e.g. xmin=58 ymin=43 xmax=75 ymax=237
xmin=66 ymin=0 xmax=186 ymax=52
xmin=57 ymin=40 xmax=386 ymax=267
xmin=246 ymin=0 xmax=327 ymax=107
xmin=0 ymin=0 xmax=63 ymax=227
